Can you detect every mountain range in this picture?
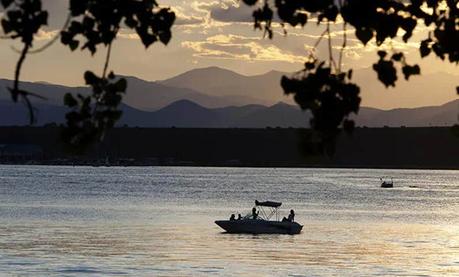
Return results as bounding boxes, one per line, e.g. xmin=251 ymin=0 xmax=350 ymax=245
xmin=160 ymin=66 xmax=459 ymax=110
xmin=0 ymin=96 xmax=457 ymax=128
xmin=0 ymin=66 xmax=457 ymax=127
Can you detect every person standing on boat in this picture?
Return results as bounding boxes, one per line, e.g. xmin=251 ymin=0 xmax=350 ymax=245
xmin=252 ymin=207 xmax=259 ymax=219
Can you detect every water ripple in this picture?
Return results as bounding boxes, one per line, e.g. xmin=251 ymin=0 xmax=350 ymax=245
xmin=0 ymin=166 xmax=458 ymax=276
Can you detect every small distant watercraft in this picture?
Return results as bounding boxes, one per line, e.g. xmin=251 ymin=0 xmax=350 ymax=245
xmin=215 ymin=200 xmax=303 ymax=235
xmin=380 ymin=177 xmax=394 ymax=188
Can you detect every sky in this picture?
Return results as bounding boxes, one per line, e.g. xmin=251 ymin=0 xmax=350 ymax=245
xmin=0 ymin=0 xmax=458 ymax=108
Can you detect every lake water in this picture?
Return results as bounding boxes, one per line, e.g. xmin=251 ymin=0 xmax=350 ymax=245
xmin=0 ymin=166 xmax=458 ymax=276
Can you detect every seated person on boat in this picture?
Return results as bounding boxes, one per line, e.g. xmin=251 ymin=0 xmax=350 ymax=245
xmin=282 ymin=209 xmax=295 ymax=222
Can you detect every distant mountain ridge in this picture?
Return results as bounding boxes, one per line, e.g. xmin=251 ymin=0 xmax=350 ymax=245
xmin=159 ymin=66 xmax=290 ymax=106
xmin=0 ymin=66 xmax=458 ymax=127
xmin=354 ymin=99 xmax=459 ymax=127
xmin=0 ymin=77 xmax=268 ymax=111
xmin=160 ymin=66 xmax=459 ymax=109
xmin=3 ymin=66 xmax=458 ymax=110
xmin=0 ymin=96 xmax=457 ymax=128
xmin=124 ymin=99 xmax=458 ymax=128
xmin=120 ymin=76 xmax=271 ymax=110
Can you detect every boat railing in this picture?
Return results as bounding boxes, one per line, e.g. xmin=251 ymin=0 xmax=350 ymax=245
xmin=255 ymin=200 xmax=282 ymax=221
xmin=257 ymin=206 xmax=279 ymax=221
xmin=380 ymin=176 xmax=393 ymax=184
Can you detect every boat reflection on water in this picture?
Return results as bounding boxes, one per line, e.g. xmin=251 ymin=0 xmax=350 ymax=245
xmin=215 ymin=200 xmax=303 ymax=235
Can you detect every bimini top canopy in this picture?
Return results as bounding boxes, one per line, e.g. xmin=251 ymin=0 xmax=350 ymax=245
xmin=255 ymin=200 xmax=282 ymax=208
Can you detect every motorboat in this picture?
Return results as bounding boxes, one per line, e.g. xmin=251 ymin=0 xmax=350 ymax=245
xmin=380 ymin=177 xmax=394 ymax=188
xmin=215 ymin=200 xmax=303 ymax=235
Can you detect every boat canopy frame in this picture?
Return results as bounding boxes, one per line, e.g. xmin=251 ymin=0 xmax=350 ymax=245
xmin=380 ymin=176 xmax=393 ymax=184
xmin=255 ymin=200 xmax=282 ymax=221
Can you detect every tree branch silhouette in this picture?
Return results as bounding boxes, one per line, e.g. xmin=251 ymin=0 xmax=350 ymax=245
xmin=241 ymin=0 xmax=458 ymax=153
xmin=28 ymin=14 xmax=71 ymax=54
xmin=1 ymin=0 xmax=175 ymax=151
xmin=338 ymin=23 xmax=347 ymax=74
xmin=102 ymin=43 xmax=113 ymax=79
xmin=1 ymin=0 xmax=457 ymax=154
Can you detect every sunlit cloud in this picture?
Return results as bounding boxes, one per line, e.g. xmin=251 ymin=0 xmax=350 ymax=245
xmin=171 ymin=6 xmax=205 ymax=26
xmin=1 ymin=0 xmax=457 ymax=101
xmin=35 ymin=29 xmax=59 ymax=41
xmin=182 ymin=34 xmax=305 ymax=63
xmin=210 ymin=2 xmax=258 ymax=23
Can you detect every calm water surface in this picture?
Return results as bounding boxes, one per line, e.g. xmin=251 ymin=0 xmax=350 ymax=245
xmin=0 ymin=166 xmax=458 ymax=276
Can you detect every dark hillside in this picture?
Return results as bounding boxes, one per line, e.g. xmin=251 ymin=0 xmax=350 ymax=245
xmin=0 ymin=127 xmax=457 ymax=169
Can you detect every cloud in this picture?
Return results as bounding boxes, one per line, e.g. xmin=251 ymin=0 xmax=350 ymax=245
xmin=182 ymin=34 xmax=305 ymax=63
xmin=35 ymin=29 xmax=59 ymax=41
xmin=190 ymin=1 xmax=221 ymax=14
xmin=172 ymin=6 xmax=205 ymax=26
xmin=210 ymin=2 xmax=282 ymax=23
xmin=210 ymin=3 xmax=254 ymax=23
xmin=175 ymin=15 xmax=204 ymax=25
xmin=117 ymin=30 xmax=140 ymax=40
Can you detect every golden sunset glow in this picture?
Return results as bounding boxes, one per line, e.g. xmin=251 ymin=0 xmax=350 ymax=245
xmin=0 ymin=0 xmax=458 ymax=109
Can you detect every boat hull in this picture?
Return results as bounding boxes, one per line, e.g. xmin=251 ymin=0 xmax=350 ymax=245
xmin=381 ymin=183 xmax=393 ymax=188
xmin=215 ymin=219 xmax=303 ymax=235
